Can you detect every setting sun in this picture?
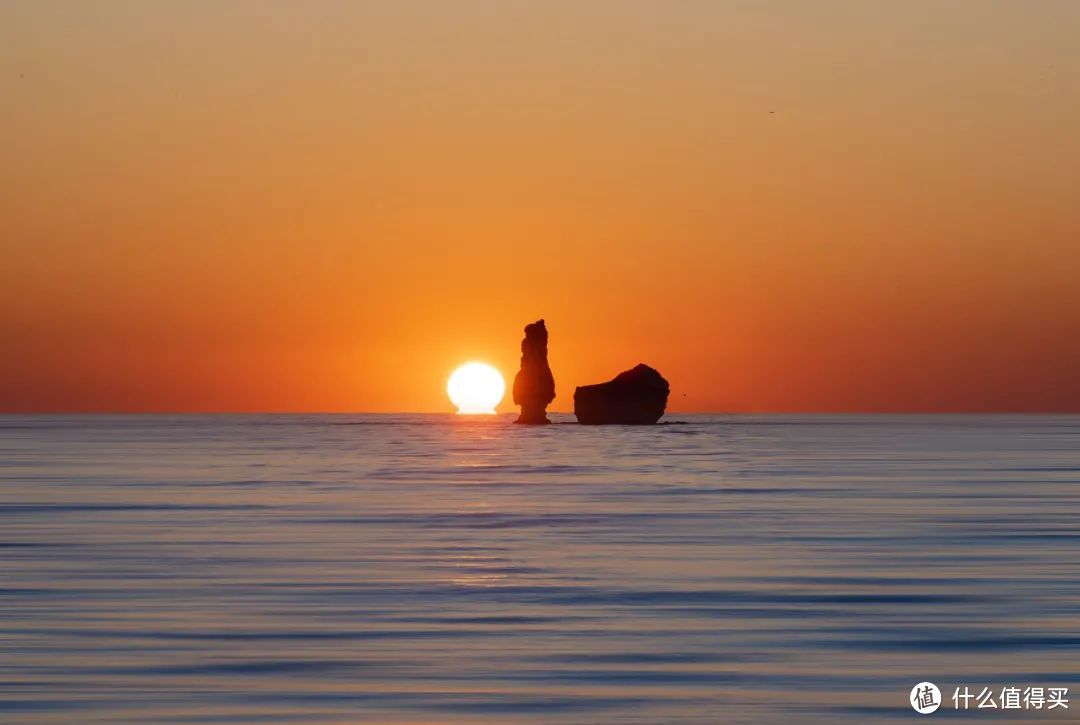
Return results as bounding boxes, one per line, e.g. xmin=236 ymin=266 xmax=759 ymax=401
xmin=447 ymin=363 xmax=505 ymax=415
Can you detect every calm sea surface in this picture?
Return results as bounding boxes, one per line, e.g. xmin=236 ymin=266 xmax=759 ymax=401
xmin=1 ymin=414 xmax=1078 ymax=723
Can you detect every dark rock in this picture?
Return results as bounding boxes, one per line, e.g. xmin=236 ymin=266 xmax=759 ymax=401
xmin=512 ymin=319 xmax=556 ymax=424
xmin=574 ymin=364 xmax=669 ymax=424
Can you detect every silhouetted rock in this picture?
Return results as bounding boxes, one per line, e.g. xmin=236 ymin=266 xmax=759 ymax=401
xmin=512 ymin=319 xmax=556 ymax=424
xmin=574 ymin=364 xmax=669 ymax=424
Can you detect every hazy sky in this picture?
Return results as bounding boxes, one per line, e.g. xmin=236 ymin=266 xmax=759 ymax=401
xmin=3 ymin=1 xmax=1079 ymax=412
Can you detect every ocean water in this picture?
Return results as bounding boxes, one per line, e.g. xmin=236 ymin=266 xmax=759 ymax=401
xmin=1 ymin=414 xmax=1078 ymax=723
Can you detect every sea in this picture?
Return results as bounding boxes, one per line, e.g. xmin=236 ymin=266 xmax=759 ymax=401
xmin=1 ymin=414 xmax=1078 ymax=723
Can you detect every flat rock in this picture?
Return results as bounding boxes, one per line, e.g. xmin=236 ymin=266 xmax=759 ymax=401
xmin=574 ymin=364 xmax=669 ymax=425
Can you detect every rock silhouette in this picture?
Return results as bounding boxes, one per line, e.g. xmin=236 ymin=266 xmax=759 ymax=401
xmin=574 ymin=364 xmax=669 ymax=424
xmin=512 ymin=319 xmax=556 ymax=424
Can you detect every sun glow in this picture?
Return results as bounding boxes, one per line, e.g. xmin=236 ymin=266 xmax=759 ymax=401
xmin=447 ymin=363 xmax=505 ymax=415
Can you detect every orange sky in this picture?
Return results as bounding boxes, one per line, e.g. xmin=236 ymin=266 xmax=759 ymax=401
xmin=3 ymin=1 xmax=1079 ymax=413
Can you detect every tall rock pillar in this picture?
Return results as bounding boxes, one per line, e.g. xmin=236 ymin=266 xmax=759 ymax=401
xmin=512 ymin=319 xmax=555 ymax=424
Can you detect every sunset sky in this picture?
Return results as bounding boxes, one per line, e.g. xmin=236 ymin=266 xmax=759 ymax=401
xmin=3 ymin=1 xmax=1079 ymax=413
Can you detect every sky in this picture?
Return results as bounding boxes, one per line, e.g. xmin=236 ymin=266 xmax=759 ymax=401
xmin=3 ymin=1 xmax=1079 ymax=413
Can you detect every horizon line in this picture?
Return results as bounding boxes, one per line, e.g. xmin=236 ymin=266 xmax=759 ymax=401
xmin=2 ymin=410 xmax=1079 ymax=416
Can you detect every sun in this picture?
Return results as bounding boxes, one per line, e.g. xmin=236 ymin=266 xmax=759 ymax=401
xmin=447 ymin=362 xmax=506 ymax=415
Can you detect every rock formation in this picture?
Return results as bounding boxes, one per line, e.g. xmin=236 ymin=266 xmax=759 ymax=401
xmin=512 ymin=319 xmax=556 ymax=424
xmin=574 ymin=364 xmax=669 ymax=425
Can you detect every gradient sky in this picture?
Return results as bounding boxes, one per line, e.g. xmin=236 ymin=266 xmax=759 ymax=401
xmin=3 ymin=1 xmax=1079 ymax=413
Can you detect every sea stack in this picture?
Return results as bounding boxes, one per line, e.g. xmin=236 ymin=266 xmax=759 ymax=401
xmin=512 ymin=319 xmax=556 ymax=424
xmin=574 ymin=364 xmax=669 ymax=425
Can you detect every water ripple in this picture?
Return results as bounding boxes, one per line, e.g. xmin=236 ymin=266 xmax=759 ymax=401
xmin=1 ymin=413 xmax=1078 ymax=723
